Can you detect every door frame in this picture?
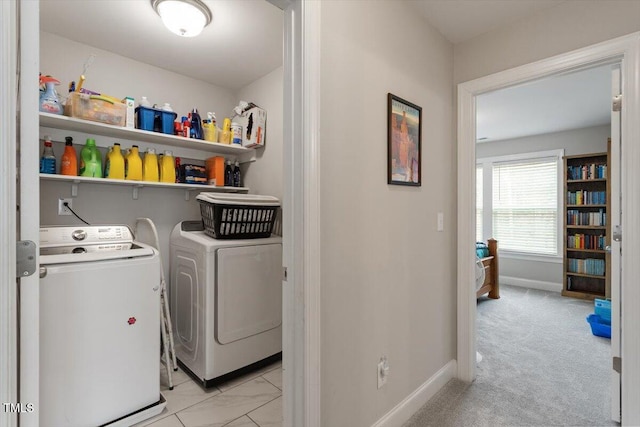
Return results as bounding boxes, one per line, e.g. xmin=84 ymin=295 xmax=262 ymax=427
xmin=1 ymin=1 xmax=19 ymax=426
xmin=457 ymin=32 xmax=640 ymax=424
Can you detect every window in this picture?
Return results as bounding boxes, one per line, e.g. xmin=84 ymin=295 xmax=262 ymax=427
xmin=476 ymin=166 xmax=483 ymax=242
xmin=477 ymin=150 xmax=562 ymax=257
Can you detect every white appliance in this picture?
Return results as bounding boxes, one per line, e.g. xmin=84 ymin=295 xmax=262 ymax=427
xmin=39 ymin=225 xmax=164 ymax=427
xmin=170 ymin=221 xmax=282 ymax=387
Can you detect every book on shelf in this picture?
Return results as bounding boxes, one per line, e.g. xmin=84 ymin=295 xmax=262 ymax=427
xmin=567 ymin=234 xmax=605 ymax=250
xmin=566 ymin=209 xmax=606 ymax=226
xmin=566 ymin=190 xmax=606 ymax=205
xmin=567 ymin=163 xmax=607 ymax=180
xmin=567 ymin=258 xmax=605 ymax=276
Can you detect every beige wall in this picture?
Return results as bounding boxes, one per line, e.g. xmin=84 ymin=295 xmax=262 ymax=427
xmin=319 ymin=2 xmax=455 ymax=425
xmin=454 ymin=0 xmax=640 ymax=84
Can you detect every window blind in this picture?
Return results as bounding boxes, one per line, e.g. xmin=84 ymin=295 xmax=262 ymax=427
xmin=492 ymin=158 xmax=558 ymax=255
xmin=476 ymin=166 xmax=483 ymax=242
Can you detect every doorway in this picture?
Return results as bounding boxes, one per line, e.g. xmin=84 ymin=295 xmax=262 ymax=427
xmin=457 ymin=33 xmax=640 ymax=424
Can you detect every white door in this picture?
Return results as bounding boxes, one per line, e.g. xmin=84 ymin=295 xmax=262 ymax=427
xmin=609 ymin=64 xmax=622 ymax=423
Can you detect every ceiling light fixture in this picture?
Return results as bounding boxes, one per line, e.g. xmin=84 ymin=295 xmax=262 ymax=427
xmin=151 ymin=0 xmax=212 ymax=38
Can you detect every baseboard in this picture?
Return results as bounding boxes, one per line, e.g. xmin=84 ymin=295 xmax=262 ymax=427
xmin=501 ymin=276 xmax=562 ymax=293
xmin=371 ymin=359 xmax=456 ymax=427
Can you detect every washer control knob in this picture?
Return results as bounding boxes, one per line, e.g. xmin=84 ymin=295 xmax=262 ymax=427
xmin=72 ymin=230 xmax=87 ymax=241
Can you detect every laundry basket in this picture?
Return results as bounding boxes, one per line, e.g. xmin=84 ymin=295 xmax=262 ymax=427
xmin=196 ymin=193 xmax=280 ymax=239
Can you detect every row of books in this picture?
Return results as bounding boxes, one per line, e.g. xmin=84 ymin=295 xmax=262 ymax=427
xmin=567 ymin=163 xmax=607 ymax=180
xmin=568 ymin=258 xmax=605 ymax=276
xmin=567 ymin=234 xmax=606 ymax=250
xmin=567 ymin=190 xmax=606 ymax=205
xmin=566 ymin=209 xmax=606 ymax=226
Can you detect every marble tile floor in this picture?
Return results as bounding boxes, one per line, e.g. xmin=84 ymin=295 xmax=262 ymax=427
xmin=134 ymin=361 xmax=283 ymax=427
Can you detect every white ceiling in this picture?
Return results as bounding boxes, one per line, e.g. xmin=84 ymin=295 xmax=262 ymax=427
xmin=40 ymin=0 xmax=608 ymax=141
xmin=476 ymin=65 xmax=612 ymax=142
xmin=406 ymin=0 xmax=566 ymax=44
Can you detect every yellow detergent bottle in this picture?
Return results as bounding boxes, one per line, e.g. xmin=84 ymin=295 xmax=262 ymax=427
xmin=105 ymin=143 xmax=125 ymax=179
xmin=159 ymin=150 xmax=176 ymax=183
xmin=125 ymin=145 xmax=142 ymax=181
xmin=142 ymin=148 xmax=159 ymax=182
xmin=220 ymin=118 xmax=232 ymax=144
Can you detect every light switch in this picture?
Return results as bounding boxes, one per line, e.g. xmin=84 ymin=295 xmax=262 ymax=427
xmin=437 ymin=212 xmax=444 ymax=232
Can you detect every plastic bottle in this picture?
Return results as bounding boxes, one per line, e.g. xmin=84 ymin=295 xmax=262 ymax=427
xmin=142 ymin=148 xmax=159 ymax=182
xmin=105 ymin=143 xmax=125 ymax=179
xmin=231 ymin=122 xmax=243 ymax=145
xmin=161 ymin=103 xmax=173 ymax=112
xmin=220 ymin=118 xmax=232 ymax=144
xmin=175 ymin=157 xmax=182 ymax=183
xmin=190 ymin=108 xmax=204 ymax=140
xmin=39 ymin=135 xmax=56 ymax=174
xmin=139 ymin=96 xmax=151 ymax=108
xmin=79 ymin=138 xmax=102 ymax=178
xmin=182 ymin=116 xmax=190 ymax=138
xmin=159 ymin=150 xmax=176 ymax=183
xmin=233 ymin=160 xmax=241 ymax=187
xmin=125 ymin=145 xmax=143 ymax=181
xmin=224 ymin=160 xmax=233 ymax=187
xmin=60 ymin=136 xmax=77 ymax=176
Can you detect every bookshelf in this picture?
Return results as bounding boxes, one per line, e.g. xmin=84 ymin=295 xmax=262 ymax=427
xmin=562 ymin=142 xmax=610 ymax=300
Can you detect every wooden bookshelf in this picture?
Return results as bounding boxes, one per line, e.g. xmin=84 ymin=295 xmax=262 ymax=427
xmin=562 ymin=142 xmax=610 ymax=300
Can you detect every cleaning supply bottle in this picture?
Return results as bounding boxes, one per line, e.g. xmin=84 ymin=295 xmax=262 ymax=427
xmin=79 ymin=138 xmax=102 ymax=177
xmin=39 ymin=75 xmax=63 ymax=115
xmin=60 ymin=136 xmax=77 ymax=176
xmin=125 ymin=145 xmax=142 ymax=181
xmin=142 ymin=148 xmax=159 ymax=182
xmin=175 ymin=157 xmax=182 ymax=183
xmin=139 ymin=96 xmax=151 ymax=108
xmin=190 ymin=108 xmax=204 ymax=140
xmin=159 ymin=150 xmax=176 ymax=183
xmin=220 ymin=118 xmax=232 ymax=144
xmin=233 ymin=160 xmax=241 ymax=187
xmin=105 ymin=143 xmax=125 ymax=179
xmin=39 ymin=135 xmax=56 ymax=174
xmin=224 ymin=160 xmax=233 ymax=187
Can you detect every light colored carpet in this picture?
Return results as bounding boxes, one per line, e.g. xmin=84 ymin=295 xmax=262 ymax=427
xmin=404 ymin=285 xmax=616 ymax=427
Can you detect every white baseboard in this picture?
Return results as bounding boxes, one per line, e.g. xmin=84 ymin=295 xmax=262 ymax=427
xmin=371 ymin=360 xmax=456 ymax=427
xmin=501 ymin=275 xmax=562 ymax=293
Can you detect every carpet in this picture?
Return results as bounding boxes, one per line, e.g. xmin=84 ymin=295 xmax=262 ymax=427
xmin=404 ymin=285 xmax=616 ymax=427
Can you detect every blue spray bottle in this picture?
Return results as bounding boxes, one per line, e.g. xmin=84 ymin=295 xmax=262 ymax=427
xmin=190 ymin=108 xmax=204 ymax=140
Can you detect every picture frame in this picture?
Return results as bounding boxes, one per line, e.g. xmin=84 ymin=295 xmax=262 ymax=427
xmin=387 ymin=93 xmax=422 ymax=186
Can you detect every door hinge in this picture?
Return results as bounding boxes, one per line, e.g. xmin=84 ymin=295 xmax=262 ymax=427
xmin=613 ymin=356 xmax=621 ymax=374
xmin=613 ymin=225 xmax=622 ymax=242
xmin=612 ymin=94 xmax=622 ymax=112
xmin=16 ymin=240 xmax=37 ymax=278
xmin=283 ymin=266 xmax=288 ymax=282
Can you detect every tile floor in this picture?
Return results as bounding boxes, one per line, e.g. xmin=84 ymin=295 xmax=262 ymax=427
xmin=134 ymin=361 xmax=283 ymax=427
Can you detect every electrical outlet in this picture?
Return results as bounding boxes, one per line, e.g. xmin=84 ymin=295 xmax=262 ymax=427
xmin=58 ymin=198 xmax=73 ymax=216
xmin=377 ymin=356 xmax=389 ymax=389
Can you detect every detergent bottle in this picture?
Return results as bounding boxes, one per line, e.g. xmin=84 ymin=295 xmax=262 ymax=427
xmin=79 ymin=138 xmax=102 ymax=178
xmin=60 ymin=136 xmax=77 ymax=176
xmin=142 ymin=148 xmax=159 ymax=182
xmin=39 ymin=135 xmax=56 ymax=174
xmin=105 ymin=143 xmax=125 ymax=179
xmin=125 ymin=145 xmax=142 ymax=181
xmin=39 ymin=75 xmax=63 ymax=115
xmin=159 ymin=150 xmax=176 ymax=183
xmin=220 ymin=118 xmax=232 ymax=144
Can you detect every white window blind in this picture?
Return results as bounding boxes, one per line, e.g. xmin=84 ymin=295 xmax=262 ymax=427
xmin=492 ymin=158 xmax=558 ymax=255
xmin=476 ymin=166 xmax=483 ymax=242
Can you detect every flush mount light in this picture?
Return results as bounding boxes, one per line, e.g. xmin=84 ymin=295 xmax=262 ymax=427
xmin=151 ymin=0 xmax=212 ymax=38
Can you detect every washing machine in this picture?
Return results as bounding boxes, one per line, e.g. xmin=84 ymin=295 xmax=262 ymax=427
xmin=170 ymin=221 xmax=282 ymax=387
xmin=39 ymin=225 xmax=164 ymax=427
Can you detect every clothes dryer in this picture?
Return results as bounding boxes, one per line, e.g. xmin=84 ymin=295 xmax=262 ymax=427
xmin=170 ymin=221 xmax=282 ymax=387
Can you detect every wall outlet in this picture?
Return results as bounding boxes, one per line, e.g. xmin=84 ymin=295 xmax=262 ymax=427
xmin=58 ymin=198 xmax=73 ymax=216
xmin=377 ymin=356 xmax=389 ymax=389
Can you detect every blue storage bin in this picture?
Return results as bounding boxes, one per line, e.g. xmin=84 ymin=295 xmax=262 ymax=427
xmin=587 ymin=314 xmax=611 ymax=338
xmin=594 ymin=299 xmax=611 ymax=323
xmin=135 ymin=106 xmax=177 ymax=135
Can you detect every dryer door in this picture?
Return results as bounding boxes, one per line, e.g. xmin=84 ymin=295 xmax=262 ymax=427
xmin=216 ymin=243 xmax=282 ymax=344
